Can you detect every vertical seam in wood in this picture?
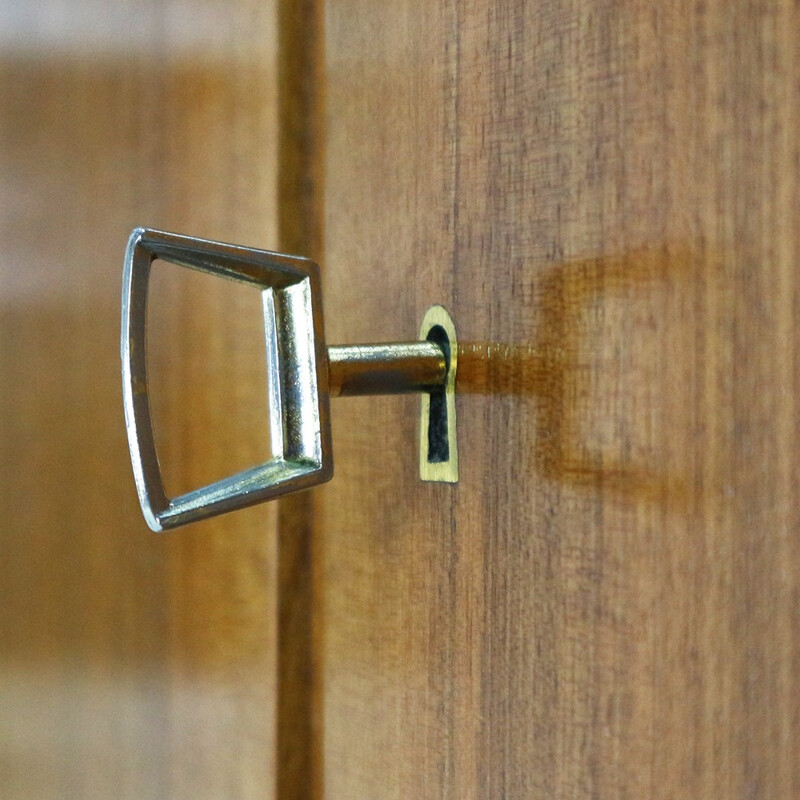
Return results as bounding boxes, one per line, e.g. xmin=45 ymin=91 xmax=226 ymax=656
xmin=276 ymin=1 xmax=325 ymax=799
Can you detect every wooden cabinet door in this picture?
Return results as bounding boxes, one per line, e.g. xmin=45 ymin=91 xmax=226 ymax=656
xmin=317 ymin=1 xmax=800 ymax=798
xmin=3 ymin=2 xmax=800 ymax=799
xmin=0 ymin=3 xmax=281 ymax=798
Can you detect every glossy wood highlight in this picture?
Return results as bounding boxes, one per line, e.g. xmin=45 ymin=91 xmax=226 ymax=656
xmin=0 ymin=4 xmax=280 ymax=797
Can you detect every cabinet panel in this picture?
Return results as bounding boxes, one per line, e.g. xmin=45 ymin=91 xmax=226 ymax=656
xmin=320 ymin=1 xmax=800 ymax=797
xmin=0 ymin=4 xmax=279 ymax=798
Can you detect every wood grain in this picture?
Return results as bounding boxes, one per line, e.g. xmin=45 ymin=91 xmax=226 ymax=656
xmin=320 ymin=1 xmax=800 ymax=797
xmin=0 ymin=4 xmax=280 ymax=798
xmin=275 ymin=2 xmax=326 ymax=799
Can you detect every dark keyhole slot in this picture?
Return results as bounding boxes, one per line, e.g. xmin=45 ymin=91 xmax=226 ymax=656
xmin=426 ymin=324 xmax=450 ymax=463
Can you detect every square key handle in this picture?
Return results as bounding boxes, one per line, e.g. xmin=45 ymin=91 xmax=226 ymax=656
xmin=121 ymin=228 xmax=333 ymax=531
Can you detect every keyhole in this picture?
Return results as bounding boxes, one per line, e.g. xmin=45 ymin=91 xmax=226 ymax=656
xmin=419 ymin=305 xmax=458 ymax=483
xmin=426 ymin=324 xmax=450 ymax=463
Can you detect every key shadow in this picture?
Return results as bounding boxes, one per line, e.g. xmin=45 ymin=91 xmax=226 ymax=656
xmin=456 ymin=246 xmax=699 ymax=507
